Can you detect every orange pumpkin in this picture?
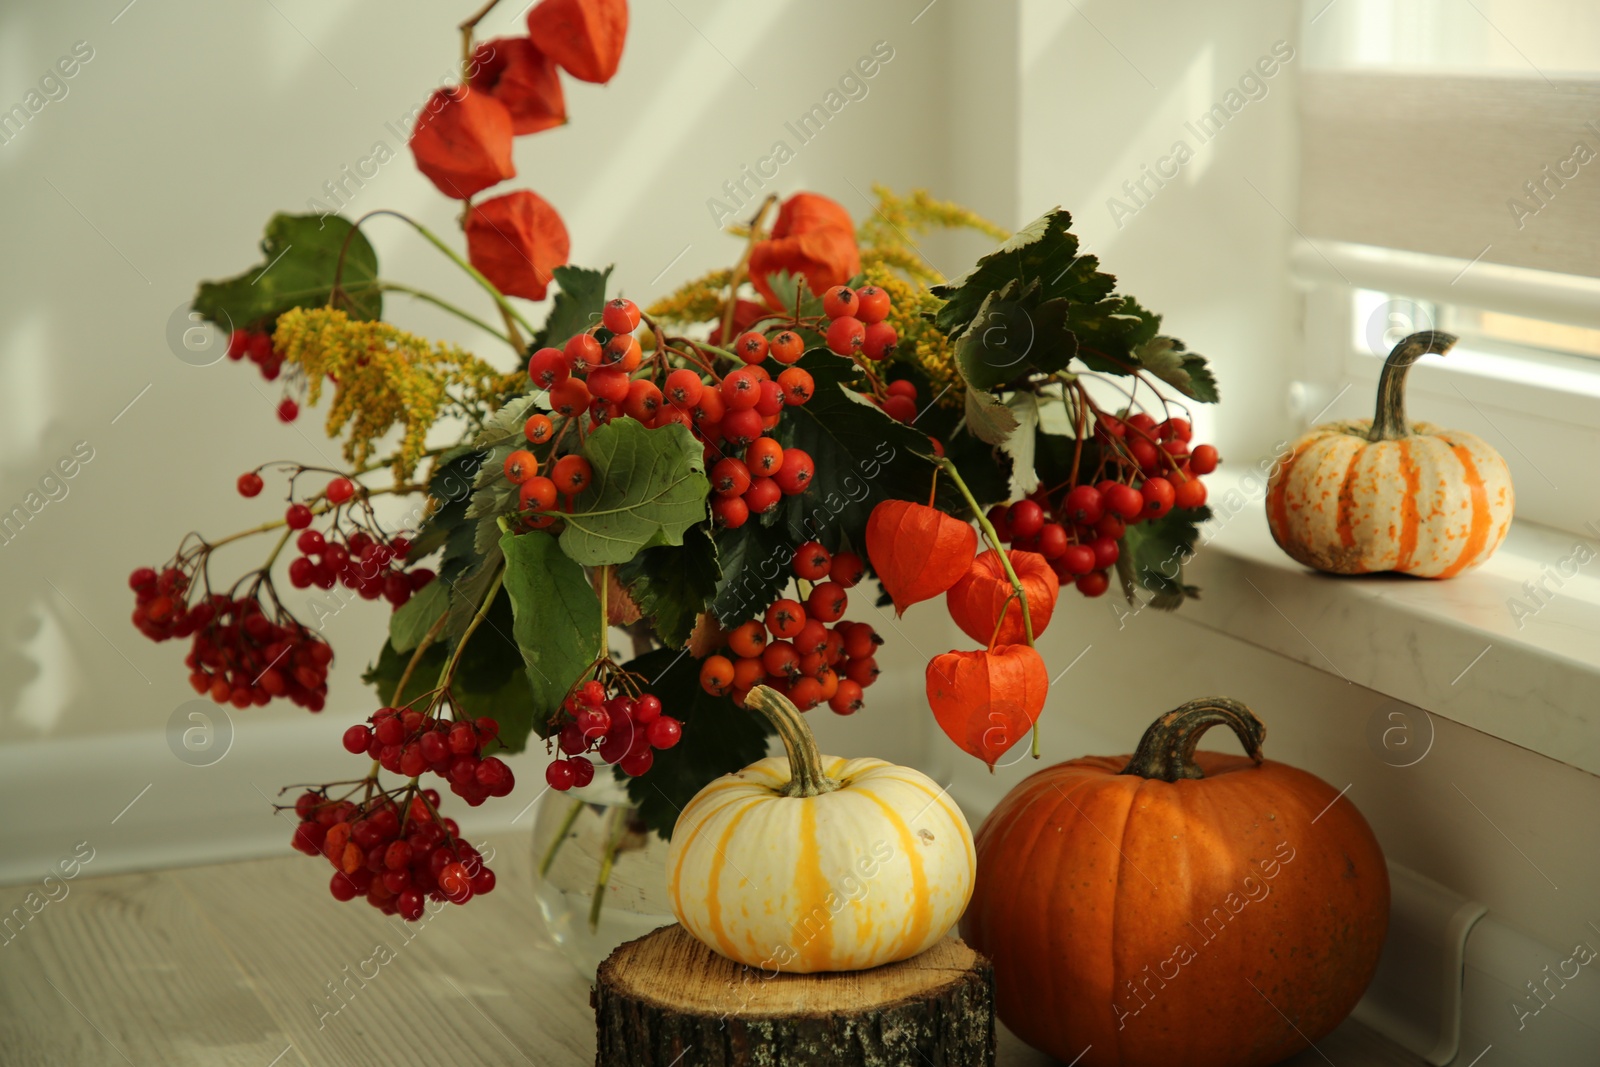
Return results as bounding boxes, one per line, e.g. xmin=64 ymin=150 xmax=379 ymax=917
xmin=1266 ymin=330 xmax=1512 ymax=577
xmin=962 ymin=699 xmax=1388 ymax=1067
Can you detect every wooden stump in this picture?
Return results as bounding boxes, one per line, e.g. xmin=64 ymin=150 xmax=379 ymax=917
xmin=593 ymin=924 xmax=995 ymax=1066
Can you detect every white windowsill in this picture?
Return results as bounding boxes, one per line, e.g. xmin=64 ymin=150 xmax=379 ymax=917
xmin=1175 ymin=469 xmax=1600 ymax=776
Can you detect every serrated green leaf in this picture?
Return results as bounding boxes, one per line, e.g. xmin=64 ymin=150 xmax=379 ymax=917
xmin=1069 ymin=296 xmax=1161 ymax=375
xmin=1115 ymin=505 xmax=1210 ymax=608
xmin=500 ymin=530 xmax=602 ymax=728
xmin=1001 ymin=393 xmax=1040 ymax=496
xmin=952 ymin=287 xmax=1079 ymax=392
xmin=473 ymin=395 xmax=540 ymax=450
xmin=1137 ymin=337 xmax=1219 ymax=403
xmin=963 ymin=386 xmax=1019 ymax=446
xmin=467 ymin=444 xmax=518 ymax=558
xmin=709 ymin=519 xmax=795 ymax=627
xmin=363 ymin=640 xmax=445 ymax=709
xmin=931 ymin=208 xmax=1115 ymax=336
xmin=618 ymin=523 xmax=720 ymax=648
xmin=772 ymin=351 xmax=939 ymax=552
xmin=388 ymin=580 xmax=449 ymax=653
xmin=763 ymin=269 xmax=825 ymax=319
xmin=362 ymin=589 xmax=538 ymax=751
xmin=558 ymin=420 xmax=710 ymax=567
xmin=617 ymin=647 xmax=775 ymax=839
xmin=193 ymin=213 xmax=380 ymax=331
xmin=406 ymin=450 xmax=486 ymax=563
xmin=532 ymin=265 xmax=611 ymax=350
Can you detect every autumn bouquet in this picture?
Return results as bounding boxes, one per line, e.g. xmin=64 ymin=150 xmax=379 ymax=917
xmin=128 ymin=0 xmax=1221 ymax=923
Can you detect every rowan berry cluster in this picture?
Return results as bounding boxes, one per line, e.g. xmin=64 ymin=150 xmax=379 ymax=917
xmin=514 ymin=297 xmax=820 ymax=530
xmin=989 ymin=413 xmax=1219 ymax=598
xmin=546 ymin=678 xmax=681 ymax=789
xmin=129 ymin=566 xmax=334 ymax=711
xmin=290 ymin=787 xmax=494 ymax=921
xmin=343 ymin=708 xmax=514 ymax=808
xmin=818 ymin=284 xmax=897 ymax=362
xmin=699 ymin=541 xmax=880 ymax=714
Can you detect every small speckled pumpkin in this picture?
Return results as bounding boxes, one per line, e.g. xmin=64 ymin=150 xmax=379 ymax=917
xmin=667 ymin=686 xmax=975 ymax=974
xmin=1266 ymin=331 xmax=1513 ymax=578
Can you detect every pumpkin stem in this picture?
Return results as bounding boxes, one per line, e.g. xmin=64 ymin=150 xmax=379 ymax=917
xmin=1368 ymin=331 xmax=1458 ymax=442
xmin=745 ymin=685 xmax=841 ymax=798
xmin=1119 ymin=698 xmax=1267 ymax=782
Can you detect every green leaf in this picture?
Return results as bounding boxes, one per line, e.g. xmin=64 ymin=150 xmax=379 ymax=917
xmin=952 ymin=287 xmax=1077 ymax=389
xmin=1137 ymin=337 xmax=1219 ymax=403
xmin=473 ymin=394 xmax=540 ymax=450
xmin=1000 ymin=393 xmax=1040 ymax=496
xmin=467 ymin=445 xmax=518 ymax=558
xmin=772 ymin=351 xmax=939 ymax=552
xmin=617 ymin=647 xmax=775 ymax=839
xmin=558 ymin=420 xmax=710 ymax=567
xmin=762 ymin=270 xmax=825 ymax=319
xmin=1115 ymin=506 xmax=1211 ymax=609
xmin=440 ymin=507 xmax=503 ymax=642
xmin=709 ymin=519 xmax=795 ymax=627
xmin=193 ymin=213 xmax=380 ymax=331
xmin=362 ymin=640 xmax=445 ymax=710
xmin=618 ymin=523 xmax=720 ymax=648
xmin=500 ymin=530 xmax=601 ymax=726
xmin=963 ymin=386 xmax=1019 ymax=446
xmin=1068 ymin=296 xmax=1161 ymax=375
xmin=930 ymin=209 xmax=1114 ymax=336
xmin=407 ymin=450 xmax=486 ymax=562
xmin=531 ymin=265 xmax=611 ymax=350
xmin=361 ymin=588 xmax=539 ymax=751
xmin=388 ymin=580 xmax=449 ymax=653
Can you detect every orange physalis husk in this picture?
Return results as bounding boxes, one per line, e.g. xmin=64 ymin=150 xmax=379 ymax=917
xmin=749 ymin=192 xmax=861 ymax=309
xmin=526 ymin=0 xmax=628 ymax=84
xmin=865 ymin=499 xmax=977 ymax=615
xmin=925 ymin=645 xmax=1049 ymax=768
xmin=409 ymin=87 xmax=515 ymax=199
xmin=470 ymin=38 xmax=566 ymax=135
xmin=465 ymin=191 xmax=571 ymax=301
xmin=946 ymin=549 xmax=1059 ymax=647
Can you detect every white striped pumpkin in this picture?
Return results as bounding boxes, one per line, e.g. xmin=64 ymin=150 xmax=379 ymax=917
xmin=667 ymin=686 xmax=974 ymax=974
xmin=1266 ymin=331 xmax=1513 ymax=578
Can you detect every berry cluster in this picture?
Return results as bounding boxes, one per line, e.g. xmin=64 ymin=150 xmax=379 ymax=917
xmin=286 ymin=528 xmax=433 ymax=608
xmin=342 ymin=708 xmax=514 ymax=808
xmin=546 ymin=679 xmax=681 ymax=789
xmin=987 ymin=414 xmax=1219 ymax=598
xmin=237 ymin=471 xmax=434 ymax=609
xmin=818 ymin=285 xmax=897 ymax=362
xmin=129 ymin=567 xmax=333 ymax=710
xmin=698 ymin=542 xmax=880 ymax=714
xmin=290 ymin=788 xmax=494 ymax=920
xmin=225 ymin=329 xmax=300 ymax=422
xmin=516 ymin=297 xmax=819 ymax=530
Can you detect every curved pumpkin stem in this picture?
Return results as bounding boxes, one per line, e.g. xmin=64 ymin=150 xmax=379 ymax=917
xmin=1119 ymin=698 xmax=1267 ymax=782
xmin=745 ymin=686 xmax=841 ymax=798
xmin=1368 ymin=330 xmax=1458 ymax=442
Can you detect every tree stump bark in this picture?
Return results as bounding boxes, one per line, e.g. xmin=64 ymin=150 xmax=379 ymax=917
xmin=593 ymin=924 xmax=995 ymax=1066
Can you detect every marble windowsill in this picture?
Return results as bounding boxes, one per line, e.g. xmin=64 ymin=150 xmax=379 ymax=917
xmin=1171 ymin=470 xmax=1600 ymax=776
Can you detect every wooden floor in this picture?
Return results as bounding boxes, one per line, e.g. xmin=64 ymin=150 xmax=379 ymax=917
xmin=0 ymin=834 xmax=1424 ymax=1066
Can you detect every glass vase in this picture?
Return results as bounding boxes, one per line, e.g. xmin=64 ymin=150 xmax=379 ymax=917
xmin=530 ymin=773 xmax=674 ymax=978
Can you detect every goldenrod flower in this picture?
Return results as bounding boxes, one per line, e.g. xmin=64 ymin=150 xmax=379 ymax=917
xmin=272 ymin=307 xmax=508 ymax=479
